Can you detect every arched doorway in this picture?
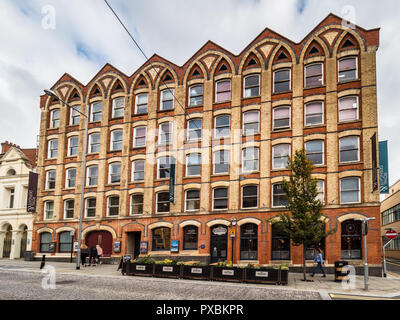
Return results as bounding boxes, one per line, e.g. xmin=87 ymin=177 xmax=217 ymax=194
xmin=2 ymin=225 xmax=12 ymax=258
xmin=210 ymin=225 xmax=228 ymax=263
xmin=20 ymin=225 xmax=28 ymax=258
xmin=240 ymin=223 xmax=258 ymax=260
xmin=341 ymin=219 xmax=362 ymax=259
xmin=85 ymin=230 xmax=113 ymax=256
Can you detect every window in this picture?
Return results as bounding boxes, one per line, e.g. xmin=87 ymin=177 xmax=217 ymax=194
xmin=215 ymin=80 xmax=231 ymax=102
xmin=339 ymin=136 xmax=359 ymax=163
xmin=44 ymin=201 xmax=54 ymax=220
xmin=130 ymin=194 xmax=143 ymax=215
xmin=305 ymin=63 xmax=323 ymax=88
xmin=132 ymin=160 xmax=145 ymax=182
xmin=273 ymin=69 xmax=290 ymax=93
xmin=271 ymin=225 xmax=290 ymax=260
xmin=242 ymin=185 xmax=258 ymax=209
xmin=185 ymin=189 xmax=200 ymax=212
xmin=339 ymin=96 xmax=358 ymax=122
xmin=111 ymin=97 xmax=125 ymax=118
xmin=338 ymin=57 xmax=357 ymax=82
xmin=273 ymin=144 xmax=290 ymax=169
xmin=40 ymin=232 xmax=51 ymax=252
xmin=67 ymin=136 xmax=79 ymax=156
xmin=9 ymin=188 xmax=15 ymax=209
xmin=214 ymin=115 xmax=230 ymax=138
xmin=305 ymin=140 xmax=324 ymax=165
xmin=242 ymin=147 xmax=259 ymax=173
xmin=341 ymin=220 xmax=362 ymax=259
xmin=59 ymin=231 xmax=73 ymax=253
xmin=70 ymin=107 xmax=80 ymax=126
xmin=316 ymin=180 xmax=325 ymax=204
xmin=213 ymin=150 xmax=229 ymax=174
xmin=243 ymin=75 xmax=260 ymax=98
xmin=64 ymin=199 xmax=74 ymax=219
xmin=90 ymin=102 xmax=102 ymax=122
xmin=213 ymin=187 xmax=228 ymax=210
xmin=187 ymin=119 xmax=202 ymax=141
xmin=135 ymin=93 xmax=148 ymax=114
xmin=152 ymin=227 xmax=171 ymax=251
xmin=48 ymin=139 xmax=58 ymax=158
xmin=158 ymin=156 xmax=171 ymax=179
xmin=189 ymin=85 xmax=203 ymax=106
xmin=161 ymin=89 xmax=174 ymax=110
xmin=272 ymin=183 xmax=288 ymax=207
xmin=240 ymin=224 xmax=258 ymax=260
xmin=243 ymin=111 xmax=259 ymax=135
xmin=159 ymin=122 xmax=172 ymax=145
xmin=87 ymin=166 xmax=98 ymax=186
xmin=65 ymin=168 xmax=76 ymax=188
xmin=305 ymin=102 xmax=323 ymax=126
xmin=46 ymin=170 xmax=56 ymax=190
xmin=273 ymin=106 xmax=290 ymax=129
xmin=89 ymin=133 xmax=100 ymax=153
xmin=186 ymin=153 xmax=201 ymax=176
xmin=107 ymin=196 xmax=119 ymax=216
xmin=156 ymin=192 xmax=170 ymax=213
xmin=134 ymin=126 xmax=146 ymax=148
xmin=50 ymin=109 xmax=60 ymax=128
xmin=109 ymin=162 xmax=121 ymax=184
xmin=340 ymin=177 xmax=360 ymax=204
xmin=183 ymin=226 xmax=198 ymax=250
xmin=85 ymin=198 xmax=96 ymax=217
xmin=110 ymin=130 xmax=123 ymax=151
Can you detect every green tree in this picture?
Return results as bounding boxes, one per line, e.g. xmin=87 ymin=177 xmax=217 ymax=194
xmin=270 ymin=149 xmax=336 ymax=281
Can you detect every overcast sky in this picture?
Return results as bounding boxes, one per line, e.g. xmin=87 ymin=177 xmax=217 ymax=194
xmin=0 ymin=0 xmax=399 ymax=186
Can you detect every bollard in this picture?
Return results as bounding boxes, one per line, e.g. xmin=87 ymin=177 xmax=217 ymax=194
xmin=40 ymin=254 xmax=46 ymax=269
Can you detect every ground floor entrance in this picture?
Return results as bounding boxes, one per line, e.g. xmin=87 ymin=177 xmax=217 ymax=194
xmin=85 ymin=231 xmax=113 ymax=257
xmin=210 ymin=225 xmax=228 ymax=263
xmin=126 ymin=231 xmax=141 ymax=259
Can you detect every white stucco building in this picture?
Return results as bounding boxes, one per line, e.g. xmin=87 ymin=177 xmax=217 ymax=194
xmin=0 ymin=141 xmax=37 ymax=259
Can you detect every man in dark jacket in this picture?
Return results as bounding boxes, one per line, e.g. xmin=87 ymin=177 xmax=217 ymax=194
xmin=89 ymin=246 xmax=97 ymax=266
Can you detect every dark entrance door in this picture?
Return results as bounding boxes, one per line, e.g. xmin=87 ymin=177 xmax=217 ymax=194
xmin=20 ymin=229 xmax=28 ymax=258
xmin=126 ymin=232 xmax=141 ymax=259
xmin=210 ymin=225 xmax=228 ymax=263
xmin=3 ymin=225 xmax=12 ymax=258
xmin=240 ymin=223 xmax=258 ymax=260
xmin=85 ymin=231 xmax=113 ymax=257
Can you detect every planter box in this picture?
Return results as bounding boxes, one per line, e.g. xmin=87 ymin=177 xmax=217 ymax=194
xmin=279 ymin=269 xmax=289 ymax=285
xmin=211 ymin=267 xmax=244 ymax=282
xmin=128 ymin=263 xmax=154 ymax=277
xmin=182 ymin=265 xmax=211 ymax=280
xmin=153 ymin=264 xmax=182 ymax=279
xmin=245 ymin=268 xmax=280 ymax=285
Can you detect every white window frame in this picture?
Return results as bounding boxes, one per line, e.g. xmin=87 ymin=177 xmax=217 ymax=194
xmin=67 ymin=136 xmax=79 ymax=157
xmin=214 ymin=115 xmax=230 ymax=138
xmin=305 ymin=140 xmax=324 ymax=166
xmin=132 ymin=160 xmax=145 ymax=182
xmin=64 ymin=199 xmax=74 ymax=219
xmin=86 ymin=165 xmax=98 ymax=186
xmin=189 ymin=85 xmax=204 ymax=107
xmin=160 ymin=89 xmax=174 ymax=111
xmin=243 ymin=74 xmax=260 ymax=98
xmin=213 ymin=150 xmax=229 ymax=175
xmin=340 ymin=177 xmax=361 ymax=204
xmin=44 ymin=201 xmax=54 ymax=220
xmin=110 ymin=130 xmax=123 ymax=151
xmin=215 ymin=79 xmax=231 ymax=103
xmin=186 ymin=153 xmax=201 ymax=177
xmin=242 ymin=147 xmax=259 ymax=173
xmin=50 ymin=109 xmax=60 ymax=128
xmin=107 ymin=196 xmax=120 ymax=216
xmin=130 ymin=194 xmax=144 ymax=215
xmin=90 ymin=101 xmax=102 ymax=122
xmin=272 ymin=144 xmax=291 ymax=170
xmin=135 ymin=93 xmax=148 ymax=114
xmin=85 ymin=197 xmax=96 ymax=218
xmin=212 ymin=187 xmax=229 ymax=211
xmin=242 ymin=111 xmax=260 ymax=136
xmin=241 ymin=185 xmax=259 ymax=209
xmin=69 ymin=107 xmax=80 ymax=126
xmin=133 ymin=126 xmax=146 ymax=148
xmin=339 ymin=136 xmax=360 ymax=163
xmin=316 ymin=180 xmax=325 ymax=204
xmin=112 ymin=97 xmax=125 ymax=118
xmin=187 ymin=118 xmax=202 ymax=142
xmin=338 ymin=57 xmax=358 ymax=83
xmin=158 ymin=122 xmax=172 ymax=145
xmin=272 ymin=183 xmax=287 ymax=208
xmin=48 ymin=139 xmax=58 ymax=159
xmin=272 ymin=106 xmax=291 ymax=130
xmin=338 ymin=96 xmax=359 ymax=123
xmin=46 ymin=170 xmax=56 ymax=190
xmin=304 ymin=63 xmax=324 ymax=88
xmin=108 ymin=162 xmax=121 ymax=184
xmin=65 ymin=168 xmax=76 ymax=189
xmin=305 ymin=101 xmax=324 ymax=127
xmin=156 ymin=192 xmax=170 ymax=214
xmin=185 ymin=189 xmax=200 ymax=212
xmin=88 ymin=132 xmax=100 ymax=154
xmin=157 ymin=156 xmax=171 ymax=179
xmin=273 ymin=69 xmax=291 ymax=94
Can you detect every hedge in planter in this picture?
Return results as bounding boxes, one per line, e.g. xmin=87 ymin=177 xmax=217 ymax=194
xmin=128 ymin=255 xmax=155 ymax=277
xmin=211 ymin=261 xmax=245 ymax=283
xmin=245 ymin=264 xmax=289 ymax=285
xmin=181 ymin=262 xmax=210 ymax=280
xmin=153 ymin=259 xmax=183 ymax=279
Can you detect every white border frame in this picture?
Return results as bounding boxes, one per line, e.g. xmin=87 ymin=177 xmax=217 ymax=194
xmin=184 ymin=189 xmax=201 ymax=212
xmin=243 ymin=74 xmax=260 ymax=98
xmin=241 ymin=147 xmax=259 ymax=173
xmin=135 ymin=93 xmax=148 ymax=114
xmin=339 ymin=136 xmax=360 ymax=163
xmin=241 ymin=185 xmax=259 ymax=209
xmin=160 ymin=88 xmax=175 ymax=111
xmin=339 ymin=177 xmax=361 ymax=204
xmin=304 ymin=101 xmax=324 ymax=127
xmin=273 ymin=68 xmax=291 ymax=94
xmin=111 ymin=96 xmax=125 ymax=119
xmin=212 ymin=187 xmax=229 ymax=211
xmin=338 ymin=95 xmax=359 ymax=123
xmin=272 ymin=106 xmax=291 ymax=130
xmin=272 ymin=144 xmax=291 ymax=170
xmin=215 ymin=79 xmax=231 ymax=103
xmin=304 ymin=62 xmax=324 ymax=89
xmin=305 ymin=140 xmax=325 ymax=166
xmin=242 ymin=110 xmax=260 ymax=136
xmin=186 ymin=153 xmax=201 ymax=177
xmin=338 ymin=56 xmax=358 ymax=83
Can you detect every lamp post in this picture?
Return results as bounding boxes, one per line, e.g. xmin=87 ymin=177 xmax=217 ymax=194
xmin=230 ymin=218 xmax=237 ymax=264
xmin=44 ymin=89 xmax=89 ymax=270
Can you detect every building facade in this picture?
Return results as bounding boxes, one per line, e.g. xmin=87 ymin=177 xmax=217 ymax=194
xmin=0 ymin=141 xmax=37 ymax=259
xmin=381 ymin=180 xmax=400 ymax=259
xmin=32 ymin=14 xmax=382 ymax=271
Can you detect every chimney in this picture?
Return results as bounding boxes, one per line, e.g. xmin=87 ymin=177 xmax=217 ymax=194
xmin=1 ymin=141 xmax=20 ymax=153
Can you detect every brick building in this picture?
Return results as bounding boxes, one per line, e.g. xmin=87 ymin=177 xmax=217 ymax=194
xmin=32 ymin=14 xmax=382 ymax=272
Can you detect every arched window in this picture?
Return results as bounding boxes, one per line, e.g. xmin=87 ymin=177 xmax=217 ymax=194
xmin=240 ymin=223 xmax=258 ymax=260
xmin=40 ymin=232 xmax=52 ymax=252
xmin=59 ymin=231 xmax=73 ymax=253
xmin=152 ymin=227 xmax=171 ymax=251
xmin=7 ymin=169 xmax=16 ymax=176
xmin=183 ymin=226 xmax=198 ymax=250
xmin=271 ymin=225 xmax=290 ymax=260
xmin=341 ymin=219 xmax=362 ymax=259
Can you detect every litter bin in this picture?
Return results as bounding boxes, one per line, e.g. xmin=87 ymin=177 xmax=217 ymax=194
xmin=334 ymin=261 xmax=349 ymax=282
xmin=24 ymin=251 xmax=35 ymax=261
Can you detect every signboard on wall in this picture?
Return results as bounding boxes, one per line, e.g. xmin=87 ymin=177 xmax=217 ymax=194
xmin=140 ymin=241 xmax=148 ymax=254
xmin=113 ymin=241 xmax=121 ymax=253
xmin=171 ymin=240 xmax=179 ymax=252
xmin=26 ymin=172 xmax=39 ymax=212
xmin=379 ymin=141 xmax=389 ymax=194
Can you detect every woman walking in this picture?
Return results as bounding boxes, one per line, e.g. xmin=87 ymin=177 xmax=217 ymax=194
xmin=311 ymin=248 xmax=326 ymax=277
xmin=96 ymin=245 xmax=103 ymax=265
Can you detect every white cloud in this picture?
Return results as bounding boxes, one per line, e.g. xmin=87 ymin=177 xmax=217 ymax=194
xmin=0 ymin=0 xmax=399 ymax=186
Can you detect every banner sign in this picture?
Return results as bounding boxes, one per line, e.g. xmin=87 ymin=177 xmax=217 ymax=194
xmin=140 ymin=241 xmax=148 ymax=254
xmin=371 ymin=134 xmax=378 ymax=191
xmin=169 ymin=157 xmax=176 ymax=203
xmin=27 ymin=172 xmax=39 ymax=212
xmin=379 ymin=141 xmax=389 ymax=194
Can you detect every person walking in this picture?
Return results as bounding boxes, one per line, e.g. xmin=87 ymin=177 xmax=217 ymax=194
xmin=96 ymin=244 xmax=103 ymax=265
xmin=80 ymin=244 xmax=89 ymax=267
xmin=89 ymin=246 xmax=97 ymax=266
xmin=311 ymin=248 xmax=326 ymax=277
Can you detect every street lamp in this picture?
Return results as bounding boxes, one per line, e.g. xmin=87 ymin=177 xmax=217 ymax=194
xmin=230 ymin=218 xmax=237 ymax=264
xmin=355 ymin=217 xmax=376 ymax=291
xmin=44 ymin=89 xmax=89 ymax=270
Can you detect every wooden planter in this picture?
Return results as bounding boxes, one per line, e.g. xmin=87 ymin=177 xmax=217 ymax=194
xmin=128 ymin=263 xmax=154 ymax=277
xmin=211 ymin=267 xmax=244 ymax=282
xmin=244 ymin=268 xmax=280 ymax=285
xmin=153 ymin=264 xmax=182 ymax=279
xmin=182 ymin=266 xmax=211 ymax=280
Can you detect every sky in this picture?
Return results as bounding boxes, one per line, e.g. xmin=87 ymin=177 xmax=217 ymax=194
xmin=0 ymin=0 xmax=399 ymax=186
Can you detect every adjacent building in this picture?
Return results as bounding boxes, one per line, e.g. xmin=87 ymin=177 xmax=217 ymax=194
xmin=32 ymin=14 xmax=382 ymax=273
xmin=0 ymin=141 xmax=37 ymax=259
